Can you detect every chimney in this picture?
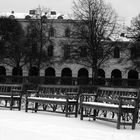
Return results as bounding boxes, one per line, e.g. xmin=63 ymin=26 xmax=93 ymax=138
xmin=11 ymin=11 xmax=14 ymax=14
xmin=51 ymin=11 xmax=56 ymax=15
xmin=29 ymin=10 xmax=36 ymax=15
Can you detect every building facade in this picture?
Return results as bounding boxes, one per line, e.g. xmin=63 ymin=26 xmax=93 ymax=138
xmin=0 ymin=11 xmax=139 ymax=85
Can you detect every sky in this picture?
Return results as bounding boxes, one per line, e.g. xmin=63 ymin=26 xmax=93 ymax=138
xmin=0 ymin=0 xmax=140 ymax=26
xmin=0 ymin=109 xmax=140 ymax=140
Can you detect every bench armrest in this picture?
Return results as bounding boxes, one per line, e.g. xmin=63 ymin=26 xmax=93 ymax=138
xmin=26 ymin=90 xmax=38 ymax=97
xmin=119 ymin=96 xmax=139 ymax=108
xmin=119 ymin=96 xmax=137 ymax=100
xmin=11 ymin=89 xmax=22 ymax=97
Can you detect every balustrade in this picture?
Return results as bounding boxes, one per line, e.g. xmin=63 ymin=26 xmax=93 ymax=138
xmin=0 ymin=76 xmax=139 ymax=87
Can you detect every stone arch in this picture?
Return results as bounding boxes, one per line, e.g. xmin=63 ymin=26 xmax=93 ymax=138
xmin=28 ymin=67 xmax=39 ymax=84
xmin=0 ymin=66 xmax=6 ymax=76
xmin=97 ymin=69 xmax=105 ymax=78
xmin=61 ymin=68 xmax=72 ymax=85
xmin=45 ymin=67 xmax=56 ymax=84
xmin=128 ymin=70 xmax=138 ymax=87
xmin=0 ymin=66 xmax=6 ymax=83
xmin=12 ymin=67 xmax=23 ymax=76
xmin=96 ymin=69 xmax=105 ymax=85
xmin=111 ymin=69 xmax=122 ymax=86
xmin=12 ymin=67 xmax=23 ymax=83
xmin=29 ymin=67 xmax=39 ymax=76
xmin=78 ymin=68 xmax=89 ymax=85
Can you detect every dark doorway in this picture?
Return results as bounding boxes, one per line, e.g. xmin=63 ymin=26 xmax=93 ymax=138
xmin=61 ymin=68 xmax=72 ymax=85
xmin=45 ymin=67 xmax=56 ymax=84
xmin=12 ymin=67 xmax=23 ymax=83
xmin=0 ymin=66 xmax=6 ymax=83
xmin=29 ymin=67 xmax=39 ymax=76
xmin=78 ymin=68 xmax=89 ymax=85
xmin=128 ymin=70 xmax=138 ymax=87
xmin=111 ymin=69 xmax=122 ymax=86
xmin=96 ymin=69 xmax=105 ymax=85
xmin=29 ymin=67 xmax=39 ymax=84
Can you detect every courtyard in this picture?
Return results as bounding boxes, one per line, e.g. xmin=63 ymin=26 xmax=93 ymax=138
xmin=0 ymin=109 xmax=140 ymax=140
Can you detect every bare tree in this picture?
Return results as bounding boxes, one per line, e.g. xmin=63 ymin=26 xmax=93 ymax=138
xmin=0 ymin=16 xmax=26 ymax=75
xmin=25 ymin=6 xmax=54 ymax=75
xmin=123 ymin=14 xmax=140 ymax=70
xmin=127 ymin=14 xmax=140 ymax=42
xmin=70 ymin=0 xmax=118 ymax=84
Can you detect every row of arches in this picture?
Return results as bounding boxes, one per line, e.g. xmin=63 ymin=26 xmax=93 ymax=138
xmin=0 ymin=66 xmax=89 ymax=77
xmin=0 ymin=66 xmax=139 ymax=85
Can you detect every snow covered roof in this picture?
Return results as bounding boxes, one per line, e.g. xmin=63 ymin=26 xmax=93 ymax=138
xmin=0 ymin=12 xmax=28 ymax=19
xmin=0 ymin=11 xmax=69 ymax=20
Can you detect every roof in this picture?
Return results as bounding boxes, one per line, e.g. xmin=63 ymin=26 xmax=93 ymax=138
xmin=0 ymin=11 xmax=69 ymax=20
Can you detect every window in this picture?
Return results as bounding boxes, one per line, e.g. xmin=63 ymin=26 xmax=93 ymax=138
xmin=114 ymin=47 xmax=120 ymax=58
xmin=64 ymin=45 xmax=70 ymax=59
xmin=130 ymin=46 xmax=140 ymax=59
xmin=131 ymin=47 xmax=136 ymax=58
xmin=80 ymin=26 xmax=88 ymax=38
xmin=80 ymin=46 xmax=87 ymax=57
xmin=98 ymin=47 xmax=104 ymax=58
xmin=49 ymin=26 xmax=55 ymax=37
xmin=48 ymin=45 xmax=54 ymax=57
xmin=65 ymin=28 xmax=70 ymax=37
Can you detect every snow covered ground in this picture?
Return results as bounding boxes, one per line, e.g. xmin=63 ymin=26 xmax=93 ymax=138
xmin=0 ymin=109 xmax=140 ymax=140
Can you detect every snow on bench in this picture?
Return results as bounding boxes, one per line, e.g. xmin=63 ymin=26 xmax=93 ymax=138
xmin=0 ymin=84 xmax=23 ymax=110
xmin=80 ymin=87 xmax=140 ymax=129
xmin=25 ymin=89 xmax=79 ymax=117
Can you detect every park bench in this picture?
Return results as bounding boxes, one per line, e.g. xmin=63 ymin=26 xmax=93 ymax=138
xmin=25 ymin=85 xmax=79 ymax=117
xmin=80 ymin=87 xmax=140 ymax=129
xmin=0 ymin=84 xmax=23 ymax=110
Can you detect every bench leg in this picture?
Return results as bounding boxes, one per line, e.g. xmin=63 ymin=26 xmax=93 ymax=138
xmin=5 ymin=100 xmax=8 ymax=107
xmin=35 ymin=102 xmax=38 ymax=113
xmin=65 ymin=104 xmax=68 ymax=117
xmin=75 ymin=104 xmax=78 ymax=118
xmin=117 ymin=113 xmax=121 ymax=129
xmin=18 ymin=100 xmax=21 ymax=111
xmin=132 ymin=119 xmax=136 ymax=130
xmin=80 ymin=106 xmax=83 ymax=120
xmin=10 ymin=99 xmax=13 ymax=110
xmin=25 ymin=101 xmax=28 ymax=112
xmin=93 ymin=109 xmax=97 ymax=121
xmin=132 ymin=111 xmax=137 ymax=129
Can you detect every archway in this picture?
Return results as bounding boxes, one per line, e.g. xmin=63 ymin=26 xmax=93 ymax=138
xmin=12 ymin=67 xmax=22 ymax=76
xmin=111 ymin=69 xmax=122 ymax=86
xmin=78 ymin=68 xmax=89 ymax=85
xmin=0 ymin=66 xmax=6 ymax=76
xmin=128 ymin=70 xmax=138 ymax=87
xmin=61 ymin=68 xmax=72 ymax=85
xmin=45 ymin=67 xmax=56 ymax=84
xmin=29 ymin=67 xmax=39 ymax=84
xmin=29 ymin=67 xmax=39 ymax=76
xmin=12 ymin=67 xmax=23 ymax=83
xmin=0 ymin=66 xmax=6 ymax=83
xmin=96 ymin=69 xmax=105 ymax=85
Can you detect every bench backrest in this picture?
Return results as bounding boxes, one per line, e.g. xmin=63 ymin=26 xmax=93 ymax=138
xmin=38 ymin=85 xmax=79 ymax=95
xmin=0 ymin=84 xmax=23 ymax=96
xmin=79 ymin=85 xmax=97 ymax=94
xmin=96 ymin=87 xmax=140 ymax=105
